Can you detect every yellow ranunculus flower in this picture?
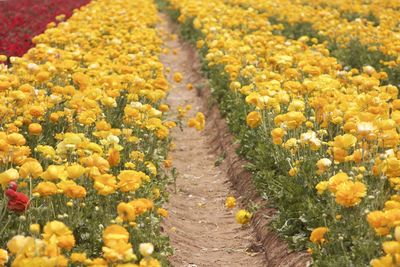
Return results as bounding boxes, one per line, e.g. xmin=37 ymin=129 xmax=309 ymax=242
xmin=225 ymin=196 xmax=236 ymax=209
xmin=33 ymin=182 xmax=58 ymax=197
xmin=0 ymin=168 xmax=19 ymax=187
xmin=66 ymin=164 xmax=86 ymax=179
xmin=173 ymin=72 xmax=183 ymax=83
xmin=117 ymin=202 xmax=137 ymax=221
xmin=70 ymin=252 xmax=87 ymax=263
xmin=103 ymin=225 xmax=129 ymax=248
xmin=335 ymin=181 xmax=367 ymax=208
xmin=328 ymin=172 xmax=349 ymax=193
xmin=19 ymin=159 xmax=43 ymax=179
xmin=310 ymin=227 xmax=328 ymax=244
xmin=235 ymin=209 xmax=252 ymax=224
xmin=0 ymin=249 xmax=8 ymax=266
xmin=42 ymin=221 xmax=75 ymax=250
xmin=246 ymin=111 xmax=262 ymax=128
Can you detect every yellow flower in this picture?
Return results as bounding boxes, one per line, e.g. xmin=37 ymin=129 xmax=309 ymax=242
xmin=29 ymin=105 xmax=45 ymax=117
xmin=316 ymin=158 xmax=332 ymax=175
xmin=66 ymin=164 xmax=85 ymax=179
xmin=384 ymin=157 xmax=400 ymax=178
xmin=288 ymin=167 xmax=298 ymax=177
xmin=271 ymin=128 xmax=285 ymax=145
xmin=117 ymin=202 xmax=136 ymax=221
xmin=117 ymin=170 xmax=148 ymax=192
xmin=335 ymin=181 xmax=367 ymax=207
xmin=130 ymin=151 xmax=145 ymax=162
xmin=371 ymin=255 xmax=397 ymax=267
xmin=70 ymin=252 xmax=87 ymax=263
xmin=19 ymin=159 xmax=43 ymax=179
xmin=7 ymin=235 xmax=32 ymax=254
xmin=157 ymin=208 xmax=168 ymax=217
xmin=107 ymin=148 xmax=121 ymax=167
xmin=173 ymin=72 xmax=183 ymax=83
xmin=139 ymin=243 xmax=154 ymax=257
xmin=159 ymin=104 xmax=169 ymax=112
xmin=246 ymin=111 xmax=262 ymax=128
xmin=58 ymin=180 xmax=86 ymax=199
xmin=88 ymin=258 xmax=108 ymax=266
xmin=382 ymin=241 xmax=400 ymax=254
xmin=42 ymin=220 xmax=75 ymax=250
xmin=187 ymin=112 xmax=205 ymax=131
xmin=86 ymin=142 xmax=103 ymax=155
xmin=235 ymin=209 xmax=252 ymax=224
xmin=7 ymin=133 xmax=26 ymax=146
xmin=310 ymin=227 xmax=328 ymax=244
xmin=274 ymin=111 xmax=306 ymax=129
xmin=129 ymin=198 xmax=154 ymax=215
xmin=28 ymin=123 xmax=42 ymax=135
xmin=230 ymin=81 xmax=241 ymax=91
xmin=103 ymin=241 xmax=133 ymax=262
xmin=103 ymin=225 xmax=129 ymax=248
xmin=367 ymin=210 xmax=390 ymax=236
xmin=328 ymin=172 xmax=349 ymax=193
xmin=332 ymin=134 xmax=357 ymax=149
xmin=0 ymin=249 xmax=8 ymax=266
xmin=29 ymin=224 xmax=40 ymax=234
xmin=96 ymin=120 xmax=112 ymax=131
xmin=152 ymin=188 xmax=161 ymax=199
xmin=146 ymin=161 xmax=157 ymax=176
xmin=36 ymin=145 xmax=56 ymax=160
xmin=163 ymin=121 xmax=176 ymax=129
xmin=156 ymin=126 xmax=169 ymax=139
xmin=124 ymin=162 xmax=136 ymax=169
xmin=139 ymin=257 xmax=161 ymax=267
xmin=41 ymin=165 xmax=66 ymax=181
xmin=33 ymin=182 xmax=58 ymax=197
xmin=78 ymin=110 xmax=97 ymax=125
xmin=315 ymin=181 xmax=329 ymax=194
xmin=64 ymin=184 xmax=87 ymax=199
xmin=93 ymin=174 xmax=117 ymax=195
xmin=72 ymin=72 xmax=90 ymax=90
xmin=0 ymin=168 xmax=19 ymax=187
xmin=357 ymin=122 xmax=376 ymax=138
xmin=163 ymin=159 xmax=172 ymax=168
xmin=225 ymin=196 xmax=236 ymax=209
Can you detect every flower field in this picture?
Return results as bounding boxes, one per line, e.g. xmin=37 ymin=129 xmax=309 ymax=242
xmin=159 ymin=0 xmax=400 ymax=265
xmin=3 ymin=0 xmax=400 ymax=266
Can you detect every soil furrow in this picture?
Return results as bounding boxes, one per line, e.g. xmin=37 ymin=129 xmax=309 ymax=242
xmin=158 ymin=13 xmax=266 ymax=267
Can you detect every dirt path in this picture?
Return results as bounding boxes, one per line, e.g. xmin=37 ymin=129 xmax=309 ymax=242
xmin=158 ymin=14 xmax=267 ymax=267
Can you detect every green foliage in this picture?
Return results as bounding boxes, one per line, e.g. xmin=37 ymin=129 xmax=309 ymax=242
xmin=330 ymin=38 xmax=387 ymax=70
xmin=268 ymin=16 xmax=325 ymax=44
xmin=341 ymin=11 xmax=380 ymax=26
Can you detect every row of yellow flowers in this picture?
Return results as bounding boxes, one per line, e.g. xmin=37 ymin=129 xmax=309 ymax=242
xmin=0 ymin=0 xmax=181 ymax=266
xmin=162 ymin=0 xmax=400 ymax=265
xmin=225 ymin=0 xmax=400 ymax=64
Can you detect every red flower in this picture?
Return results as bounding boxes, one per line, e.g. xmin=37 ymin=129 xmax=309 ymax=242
xmin=5 ymin=182 xmax=29 ymax=213
xmin=0 ymin=0 xmax=91 ymax=57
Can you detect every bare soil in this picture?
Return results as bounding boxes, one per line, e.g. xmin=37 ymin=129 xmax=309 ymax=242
xmin=158 ymin=13 xmax=310 ymax=267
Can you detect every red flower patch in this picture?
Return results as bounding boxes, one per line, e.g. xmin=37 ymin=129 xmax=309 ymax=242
xmin=0 ymin=0 xmax=91 ymax=57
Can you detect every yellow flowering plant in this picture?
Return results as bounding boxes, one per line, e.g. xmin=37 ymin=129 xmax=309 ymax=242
xmin=0 ymin=0 xmax=178 ymax=265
